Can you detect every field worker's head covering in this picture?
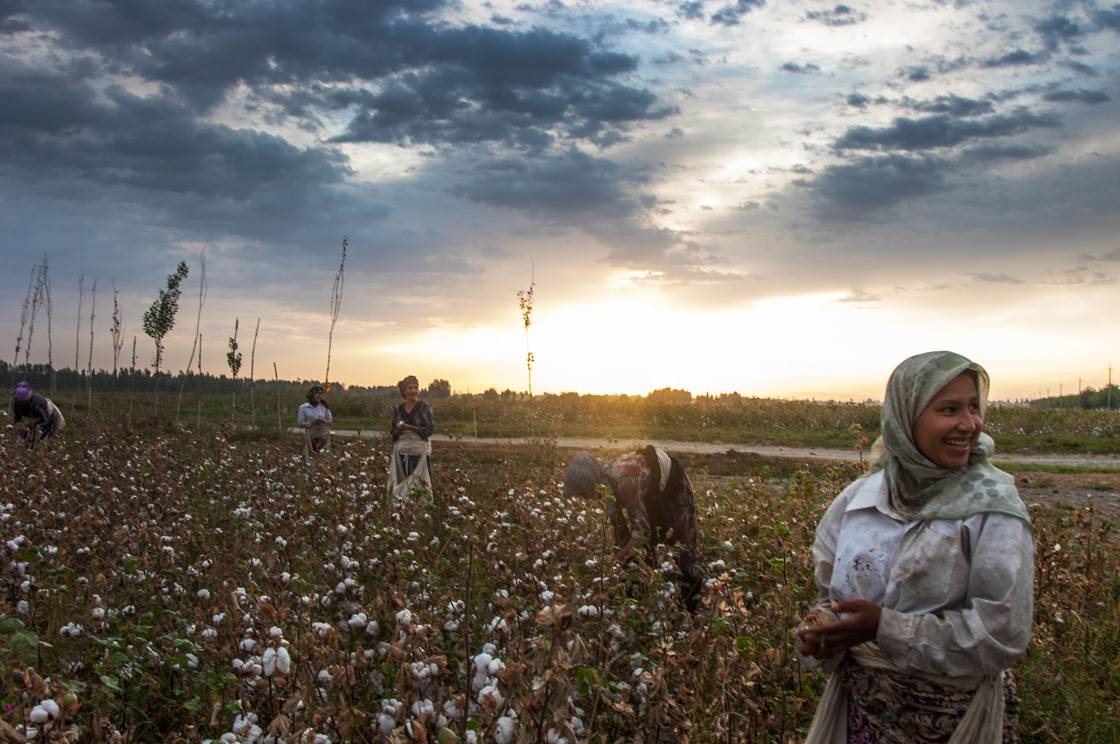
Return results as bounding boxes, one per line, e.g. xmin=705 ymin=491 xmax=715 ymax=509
xmin=12 ymin=381 xmax=32 ymax=401
xmin=563 ymin=451 xmax=603 ymax=498
xmin=398 ymin=375 xmax=419 ymax=397
xmin=872 ymin=350 xmax=1029 ymax=524
xmin=307 ymin=385 xmax=325 ymax=406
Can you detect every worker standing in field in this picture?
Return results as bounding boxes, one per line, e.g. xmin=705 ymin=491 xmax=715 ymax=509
xmin=796 ymin=351 xmax=1033 ymax=742
xmin=9 ymin=381 xmax=65 ymax=446
xmin=563 ymin=446 xmax=701 ymax=612
xmin=297 ymin=385 xmax=333 ymax=460
xmin=387 ymin=375 xmax=434 ymax=501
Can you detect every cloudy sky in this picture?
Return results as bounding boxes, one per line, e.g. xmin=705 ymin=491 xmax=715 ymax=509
xmin=2 ymin=0 xmax=1117 ymax=399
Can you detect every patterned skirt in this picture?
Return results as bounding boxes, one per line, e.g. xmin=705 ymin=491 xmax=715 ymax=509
xmin=840 ymin=657 xmax=1020 ymax=743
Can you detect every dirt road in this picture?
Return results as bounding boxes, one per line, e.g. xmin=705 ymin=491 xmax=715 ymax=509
xmin=322 ymin=430 xmax=1120 ymax=470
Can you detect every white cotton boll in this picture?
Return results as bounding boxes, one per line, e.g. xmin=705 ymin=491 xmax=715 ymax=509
xmin=348 ymin=612 xmax=367 ymax=628
xmin=197 ymin=588 xmax=211 ymax=600
xmin=578 ymin=605 xmax=599 ymax=617
xmin=722 ymin=540 xmax=734 ymax=550
xmin=378 ymin=714 xmax=396 ymax=735
xmin=280 ymin=572 xmax=292 ymax=583
xmin=275 ymin=646 xmax=291 ymax=675
xmin=472 ymin=654 xmax=492 ymax=689
xmin=240 ymin=638 xmax=257 ymax=652
xmin=336 ymin=524 xmax=348 ymax=535
xmin=335 ymin=582 xmax=347 ymax=595
xmin=365 ymin=620 xmax=379 ymax=636
xmin=660 ymin=561 xmax=675 ymax=573
xmin=395 ymin=609 xmax=413 ymax=626
xmin=478 ymin=684 xmax=503 ymax=711
xmin=539 ymin=591 xmax=554 ymax=603
xmin=201 ymin=628 xmax=218 ymax=639
xmin=28 ymin=706 xmax=50 ymax=723
xmin=487 ymin=657 xmax=505 ymax=675
xmin=39 ymin=699 xmax=60 ymax=719
xmin=495 ymin=716 xmax=517 ymax=744
xmin=269 ymin=626 xmax=283 ymax=639
xmin=311 ymin=622 xmax=331 ymax=637
xmin=261 ymin=647 xmax=277 ymax=677
xmin=707 ymin=560 xmax=726 ymax=571
xmin=232 ymin=658 xmax=244 ymax=671
xmin=317 ymin=668 xmax=332 ymax=684
xmin=16 ymin=600 xmax=29 ymax=614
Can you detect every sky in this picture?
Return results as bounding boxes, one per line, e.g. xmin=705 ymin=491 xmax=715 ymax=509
xmin=1 ymin=0 xmax=1117 ymax=400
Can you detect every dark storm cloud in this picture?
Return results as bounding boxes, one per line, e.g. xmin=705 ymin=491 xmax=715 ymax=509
xmin=805 ymin=5 xmax=867 ymax=27
xmin=1033 ymin=15 xmax=1087 ymax=50
xmin=981 ymin=49 xmax=1049 ymax=68
xmin=1042 ymin=88 xmax=1109 ymax=104
xmin=781 ymin=62 xmax=821 ymax=74
xmin=449 ymin=147 xmax=638 ymax=218
xmin=1061 ymin=60 xmax=1099 ymax=76
xmin=1092 ymin=5 xmax=1120 ymax=31
xmin=2 ymin=0 xmax=669 ymax=151
xmin=961 ymin=144 xmax=1051 ymax=161
xmin=909 ymin=95 xmax=994 ymax=117
xmin=834 ymin=110 xmax=1060 ymax=152
xmin=710 ymin=0 xmax=766 ymax=27
xmin=804 ymin=154 xmax=951 ymax=212
xmin=901 ymin=66 xmax=932 ymax=82
xmin=0 ymin=66 xmax=351 ymax=200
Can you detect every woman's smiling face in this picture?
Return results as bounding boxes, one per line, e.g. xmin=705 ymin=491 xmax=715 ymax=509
xmin=913 ymin=372 xmax=983 ymax=470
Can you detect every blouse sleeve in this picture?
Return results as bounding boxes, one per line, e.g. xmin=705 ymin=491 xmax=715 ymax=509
xmin=876 ymin=514 xmax=1035 ymax=676
xmin=296 ymin=403 xmax=310 ymax=428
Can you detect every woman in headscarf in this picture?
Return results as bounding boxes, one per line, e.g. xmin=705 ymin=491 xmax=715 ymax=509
xmin=297 ymin=384 xmax=333 ymax=458
xmin=797 ymin=351 xmax=1033 ymax=743
xmin=10 ymin=381 xmax=65 ymax=446
xmin=563 ymin=445 xmax=701 ymax=612
xmin=387 ymin=375 xmax=434 ymax=501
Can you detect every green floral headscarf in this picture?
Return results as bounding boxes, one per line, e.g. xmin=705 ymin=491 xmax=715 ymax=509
xmin=874 ymin=351 xmax=1030 ymax=524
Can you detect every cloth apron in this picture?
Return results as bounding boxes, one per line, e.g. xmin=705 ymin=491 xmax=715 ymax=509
xmin=387 ymin=431 xmax=432 ymax=501
xmin=805 ymin=642 xmax=1005 ymax=744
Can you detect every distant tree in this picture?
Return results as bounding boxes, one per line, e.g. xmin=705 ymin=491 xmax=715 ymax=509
xmin=426 ymin=378 xmax=451 ymax=398
xmin=482 ymin=387 xmax=499 ymax=401
xmin=647 ymin=387 xmax=692 ymax=403
xmin=142 ymin=261 xmax=190 ymax=404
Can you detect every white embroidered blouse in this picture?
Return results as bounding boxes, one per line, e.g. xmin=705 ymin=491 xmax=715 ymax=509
xmin=812 ymin=470 xmax=1034 ymax=677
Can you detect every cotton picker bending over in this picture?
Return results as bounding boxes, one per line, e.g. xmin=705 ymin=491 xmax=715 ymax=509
xmin=564 ymin=446 xmax=701 ymax=612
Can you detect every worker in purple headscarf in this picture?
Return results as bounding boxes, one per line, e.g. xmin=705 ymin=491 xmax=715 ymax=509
xmin=9 ymin=381 xmax=65 ymax=445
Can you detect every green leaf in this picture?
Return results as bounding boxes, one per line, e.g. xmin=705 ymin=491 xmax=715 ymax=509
xmin=100 ymin=675 xmax=122 ymax=693
xmin=184 ymin=696 xmax=201 ymax=711
xmin=0 ymin=617 xmax=26 ymax=634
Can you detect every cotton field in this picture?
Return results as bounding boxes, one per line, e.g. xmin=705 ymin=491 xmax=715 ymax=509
xmin=0 ymin=427 xmax=1115 ymax=742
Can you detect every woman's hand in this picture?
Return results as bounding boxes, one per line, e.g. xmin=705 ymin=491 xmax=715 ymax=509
xmin=796 ymin=600 xmax=881 ymax=659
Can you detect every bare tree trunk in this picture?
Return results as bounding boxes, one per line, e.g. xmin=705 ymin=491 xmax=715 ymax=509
xmin=45 ymin=259 xmax=54 ymax=395
xmin=178 ymin=251 xmax=207 ymax=423
xmin=13 ymin=266 xmax=35 ymax=369
xmin=324 ymin=237 xmax=348 ymax=385
xmin=249 ymin=318 xmax=260 ymax=427
xmin=87 ymin=279 xmax=96 ymax=414
xmin=273 ymin=362 xmax=281 ymax=431
xmin=74 ymin=274 xmax=84 ymax=371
